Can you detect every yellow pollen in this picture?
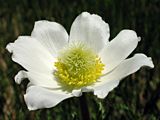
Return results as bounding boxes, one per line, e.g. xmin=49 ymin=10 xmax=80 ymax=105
xmin=54 ymin=43 xmax=104 ymax=90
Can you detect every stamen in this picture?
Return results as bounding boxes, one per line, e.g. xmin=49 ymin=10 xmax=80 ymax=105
xmin=54 ymin=43 xmax=104 ymax=90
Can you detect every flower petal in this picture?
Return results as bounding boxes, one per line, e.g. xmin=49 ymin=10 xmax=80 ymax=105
xmin=15 ymin=70 xmax=60 ymax=88
xmin=93 ymin=54 xmax=154 ymax=98
xmin=69 ymin=12 xmax=110 ymax=52
xmin=6 ymin=36 xmax=54 ymax=73
xmin=31 ymin=20 xmax=69 ymax=55
xmin=24 ymin=86 xmax=73 ymax=110
xmin=72 ymin=89 xmax=82 ymax=97
xmin=100 ymin=30 xmax=140 ymax=74
xmin=15 ymin=70 xmax=28 ymax=84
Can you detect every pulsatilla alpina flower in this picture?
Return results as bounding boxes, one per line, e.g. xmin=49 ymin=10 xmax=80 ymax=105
xmin=6 ymin=12 xmax=154 ymax=110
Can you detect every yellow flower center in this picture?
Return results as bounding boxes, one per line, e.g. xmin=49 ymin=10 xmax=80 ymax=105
xmin=54 ymin=43 xmax=104 ymax=90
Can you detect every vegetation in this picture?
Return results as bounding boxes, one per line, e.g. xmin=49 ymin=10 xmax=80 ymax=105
xmin=0 ymin=0 xmax=159 ymax=119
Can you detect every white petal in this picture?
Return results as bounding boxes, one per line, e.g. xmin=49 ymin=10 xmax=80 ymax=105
xmin=15 ymin=70 xmax=28 ymax=84
xmin=72 ymin=89 xmax=82 ymax=97
xmin=71 ymin=87 xmax=94 ymax=96
xmin=100 ymin=30 xmax=140 ymax=74
xmin=69 ymin=12 xmax=110 ymax=52
xmin=6 ymin=36 xmax=54 ymax=73
xmin=81 ymin=86 xmax=93 ymax=92
xmin=93 ymin=54 xmax=154 ymax=98
xmin=31 ymin=20 xmax=68 ymax=55
xmin=24 ymin=86 xmax=73 ymax=110
xmin=27 ymin=71 xmax=60 ymax=88
xmin=15 ymin=70 xmax=59 ymax=88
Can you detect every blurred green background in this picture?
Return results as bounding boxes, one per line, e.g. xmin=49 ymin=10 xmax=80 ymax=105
xmin=0 ymin=0 xmax=160 ymax=120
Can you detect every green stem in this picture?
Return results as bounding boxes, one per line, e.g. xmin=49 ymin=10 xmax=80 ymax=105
xmin=79 ymin=94 xmax=90 ymax=120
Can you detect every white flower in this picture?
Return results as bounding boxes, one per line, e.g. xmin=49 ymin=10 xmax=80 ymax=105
xmin=6 ymin=12 xmax=154 ymax=110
